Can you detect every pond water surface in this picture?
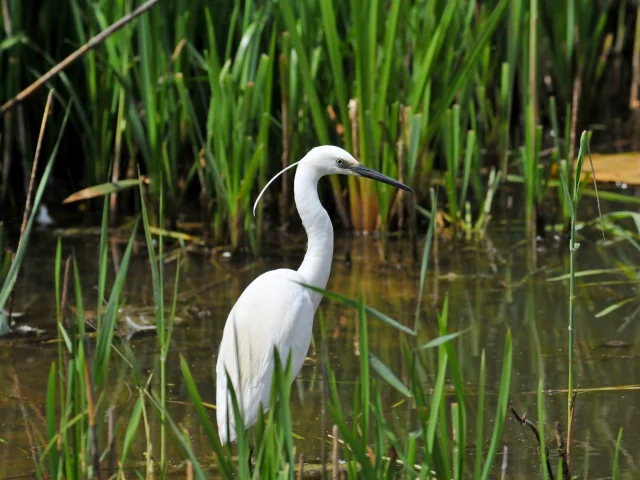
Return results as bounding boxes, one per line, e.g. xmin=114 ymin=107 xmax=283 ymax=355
xmin=1 ymin=220 xmax=639 ymax=479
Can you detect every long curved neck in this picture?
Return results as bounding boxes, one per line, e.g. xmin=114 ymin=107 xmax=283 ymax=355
xmin=294 ymin=164 xmax=333 ymax=310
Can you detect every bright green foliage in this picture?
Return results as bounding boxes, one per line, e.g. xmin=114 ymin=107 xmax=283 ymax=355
xmin=0 ymin=0 xmax=632 ymax=249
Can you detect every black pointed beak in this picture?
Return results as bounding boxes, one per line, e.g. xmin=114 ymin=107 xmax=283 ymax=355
xmin=351 ymin=165 xmax=415 ymax=193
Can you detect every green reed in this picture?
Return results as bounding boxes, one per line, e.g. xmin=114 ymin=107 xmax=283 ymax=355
xmin=42 ymin=200 xmax=138 ymax=479
xmin=613 ymin=427 xmax=623 ymax=480
xmin=139 ymin=179 xmax=169 ymax=474
xmin=173 ymin=3 xmax=275 ymax=250
xmin=557 ymin=131 xmax=587 ymax=424
xmin=279 ymin=0 xmax=349 ymax=228
xmin=280 ymin=0 xmax=511 ymax=235
xmin=175 ymin=298 xmax=513 ymax=479
xmin=2 ymin=0 xmax=636 ymax=247
xmin=538 ymin=0 xmax=611 ymax=122
xmin=38 ymin=179 xmax=185 ymax=478
xmin=443 ymin=105 xmax=475 ymax=228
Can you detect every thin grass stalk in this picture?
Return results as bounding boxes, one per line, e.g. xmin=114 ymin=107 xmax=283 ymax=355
xmin=358 ymin=290 xmax=370 ymax=448
xmin=110 ymin=53 xmax=129 ymax=224
xmin=82 ymin=338 xmax=100 ymax=478
xmin=549 ymin=96 xmax=572 ymax=227
xmin=18 ymin=89 xmax=53 ymax=238
xmin=159 ymin=188 xmax=167 ymax=474
xmin=93 ymin=220 xmax=138 ymax=386
xmin=565 ymin=132 xmax=588 ymax=459
xmin=278 ymin=0 xmax=350 ymax=228
xmin=45 ymin=362 xmax=58 ymax=477
xmin=96 ymin=198 xmax=109 ymax=330
xmin=538 ymin=377 xmax=550 ymax=480
xmin=318 ymin=0 xmax=351 ymax=149
xmin=612 ymin=427 xmax=623 ymax=480
xmin=141 ymin=384 xmax=154 ymax=479
xmin=0 ymin=98 xmax=71 ymax=310
xmin=499 ymin=61 xmax=512 ymax=180
xmin=473 ymin=350 xmax=486 ymax=478
xmin=438 ymin=300 xmax=467 ymax=477
xmin=54 ymin=244 xmax=71 ymax=473
xmin=138 ymin=177 xmax=169 ymax=473
xmin=71 ymin=254 xmax=86 ymax=477
xmin=480 ymin=329 xmax=512 ymax=480
xmin=414 ymin=189 xmax=437 ymax=333
xmin=180 ymin=356 xmax=234 ymax=477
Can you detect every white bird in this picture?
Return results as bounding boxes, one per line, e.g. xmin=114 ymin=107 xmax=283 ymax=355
xmin=215 ymin=145 xmax=414 ymax=445
xmin=36 ymin=204 xmax=55 ymax=228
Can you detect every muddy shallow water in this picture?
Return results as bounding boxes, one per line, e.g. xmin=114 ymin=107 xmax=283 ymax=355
xmin=1 ymin=222 xmax=639 ymax=478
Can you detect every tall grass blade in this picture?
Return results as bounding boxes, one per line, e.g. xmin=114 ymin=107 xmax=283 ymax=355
xmin=180 ymin=355 xmax=235 ymax=478
xmin=45 ymin=362 xmax=59 ymax=477
xmin=301 ymin=283 xmax=415 ymax=335
xmin=0 ymin=100 xmax=72 ymax=310
xmin=474 ymin=350 xmax=486 ymax=479
xmin=613 ymin=427 xmax=623 ymax=480
xmin=480 ymin=330 xmax=512 ymax=480
xmin=414 ymin=189 xmax=437 ymax=332
xmin=94 ymin=220 xmax=138 ymax=386
xmin=118 ymin=394 xmax=144 ymax=473
xmin=369 ymin=352 xmax=412 ymax=398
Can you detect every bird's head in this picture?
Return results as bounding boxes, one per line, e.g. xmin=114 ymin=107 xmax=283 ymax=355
xmin=302 ymin=145 xmax=415 ymax=193
xmin=253 ymin=145 xmax=414 ymax=216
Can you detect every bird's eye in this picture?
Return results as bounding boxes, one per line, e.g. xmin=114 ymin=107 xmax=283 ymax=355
xmin=336 ymin=159 xmax=344 ymax=167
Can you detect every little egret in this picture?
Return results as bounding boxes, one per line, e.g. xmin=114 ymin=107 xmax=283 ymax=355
xmin=215 ymin=145 xmax=414 ymax=445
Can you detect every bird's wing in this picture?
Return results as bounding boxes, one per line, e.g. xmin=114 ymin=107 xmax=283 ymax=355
xmin=215 ymin=269 xmax=314 ymax=444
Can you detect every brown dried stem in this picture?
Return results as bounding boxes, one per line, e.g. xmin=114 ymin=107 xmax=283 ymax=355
xmin=19 ymin=89 xmax=54 ymax=240
xmin=4 ymin=90 xmax=54 ymax=326
xmin=296 ymin=453 xmax=304 ymax=480
xmin=567 ymin=75 xmax=582 ymax=167
xmin=566 ymin=389 xmax=578 ymax=468
xmin=509 ymin=406 xmax=554 ymax=480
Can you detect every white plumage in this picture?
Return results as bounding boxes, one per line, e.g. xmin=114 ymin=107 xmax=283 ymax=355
xmin=215 ymin=145 xmax=413 ymax=445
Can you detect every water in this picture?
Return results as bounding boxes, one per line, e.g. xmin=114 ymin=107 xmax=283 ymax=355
xmin=1 ymin=224 xmax=639 ymax=478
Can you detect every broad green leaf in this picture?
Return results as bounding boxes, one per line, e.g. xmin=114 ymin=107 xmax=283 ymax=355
xmin=418 ymin=331 xmax=465 ymax=350
xmin=369 ymin=352 xmax=412 ymax=398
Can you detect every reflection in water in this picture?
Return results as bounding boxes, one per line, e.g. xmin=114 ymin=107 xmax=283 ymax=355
xmin=1 ymin=227 xmax=639 ymax=478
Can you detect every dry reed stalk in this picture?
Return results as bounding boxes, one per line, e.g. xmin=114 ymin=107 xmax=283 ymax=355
xmin=0 ymin=0 xmax=162 ymax=115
